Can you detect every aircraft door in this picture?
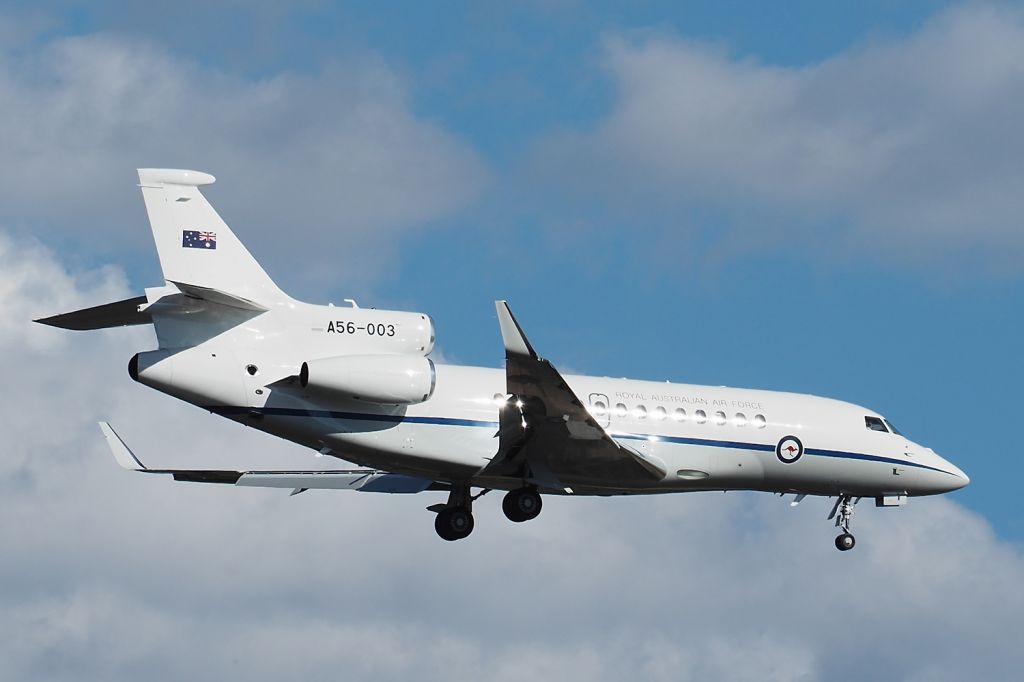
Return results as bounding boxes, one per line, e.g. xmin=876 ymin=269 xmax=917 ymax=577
xmin=588 ymin=393 xmax=611 ymax=428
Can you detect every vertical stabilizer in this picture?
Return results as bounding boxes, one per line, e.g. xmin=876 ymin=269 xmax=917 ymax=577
xmin=137 ymin=169 xmax=288 ymax=306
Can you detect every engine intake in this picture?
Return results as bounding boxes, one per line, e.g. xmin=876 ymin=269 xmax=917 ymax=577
xmin=300 ymin=354 xmax=436 ymax=405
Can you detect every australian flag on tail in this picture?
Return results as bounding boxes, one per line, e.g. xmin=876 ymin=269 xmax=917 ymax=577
xmin=182 ymin=230 xmax=217 ymax=249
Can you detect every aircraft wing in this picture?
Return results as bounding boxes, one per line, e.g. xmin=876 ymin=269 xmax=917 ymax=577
xmin=484 ymin=302 xmax=665 ymax=491
xmin=98 ymin=422 xmax=434 ymax=494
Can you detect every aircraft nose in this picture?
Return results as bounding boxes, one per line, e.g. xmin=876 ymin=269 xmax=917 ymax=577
xmin=948 ymin=463 xmax=970 ymax=490
xmin=934 ymin=453 xmax=970 ymax=492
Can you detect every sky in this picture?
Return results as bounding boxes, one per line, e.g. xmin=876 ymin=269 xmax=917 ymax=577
xmin=3 ymin=1 xmax=1024 ymax=680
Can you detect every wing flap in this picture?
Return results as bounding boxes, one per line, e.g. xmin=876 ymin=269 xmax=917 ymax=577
xmin=98 ymin=422 xmax=433 ymax=493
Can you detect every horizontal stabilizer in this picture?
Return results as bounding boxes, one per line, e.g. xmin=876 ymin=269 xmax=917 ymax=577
xmin=35 ymin=296 xmax=150 ymax=331
xmin=169 ymin=281 xmax=268 ymax=312
xmin=138 ymin=169 xmax=215 ymax=186
xmin=97 ymin=422 xmax=433 ymax=493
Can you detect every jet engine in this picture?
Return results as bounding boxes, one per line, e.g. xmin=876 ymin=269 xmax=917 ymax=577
xmin=300 ymin=354 xmax=436 ymax=405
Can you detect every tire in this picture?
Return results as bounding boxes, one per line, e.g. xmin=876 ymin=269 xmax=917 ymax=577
xmin=502 ymin=488 xmax=543 ymax=523
xmin=435 ymin=507 xmax=474 ymax=541
xmin=835 ymin=533 xmax=856 ymax=552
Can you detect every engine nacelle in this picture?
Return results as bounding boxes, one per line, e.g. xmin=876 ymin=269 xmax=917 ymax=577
xmin=300 ymin=354 xmax=436 ymax=405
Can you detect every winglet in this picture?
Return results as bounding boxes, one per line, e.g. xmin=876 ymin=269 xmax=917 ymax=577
xmin=98 ymin=422 xmax=147 ymax=471
xmin=495 ymin=300 xmax=538 ymax=359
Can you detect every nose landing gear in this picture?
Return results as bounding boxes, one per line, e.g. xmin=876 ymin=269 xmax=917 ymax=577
xmin=835 ymin=532 xmax=856 ymax=551
xmin=829 ymin=494 xmax=858 ymax=551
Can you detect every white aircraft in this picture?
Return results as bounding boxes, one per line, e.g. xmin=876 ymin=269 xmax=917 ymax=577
xmin=37 ymin=169 xmax=969 ymax=551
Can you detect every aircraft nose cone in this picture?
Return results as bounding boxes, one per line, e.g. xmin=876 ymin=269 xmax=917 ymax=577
xmin=936 ymin=457 xmax=970 ymax=492
xmin=918 ymin=447 xmax=969 ymax=493
xmin=949 ymin=464 xmax=970 ymax=490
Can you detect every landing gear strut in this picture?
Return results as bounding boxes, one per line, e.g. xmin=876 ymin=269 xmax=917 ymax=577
xmin=830 ymin=494 xmax=857 ymax=551
xmin=502 ymin=487 xmax=542 ymax=523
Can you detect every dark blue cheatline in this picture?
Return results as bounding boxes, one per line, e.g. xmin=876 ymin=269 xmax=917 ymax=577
xmin=207 ymin=405 xmax=958 ymax=477
xmin=209 ymin=405 xmax=498 ymax=429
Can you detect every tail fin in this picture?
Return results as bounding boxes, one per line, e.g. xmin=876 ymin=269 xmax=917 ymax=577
xmin=137 ymin=169 xmax=288 ymax=307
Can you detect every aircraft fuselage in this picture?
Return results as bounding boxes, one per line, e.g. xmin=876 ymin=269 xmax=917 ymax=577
xmin=130 ymin=298 xmax=967 ymax=501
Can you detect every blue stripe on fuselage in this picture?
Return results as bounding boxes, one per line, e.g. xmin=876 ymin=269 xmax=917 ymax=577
xmin=613 ymin=433 xmax=953 ymax=475
xmin=209 ymin=405 xmax=498 ymax=429
xmin=206 ymin=405 xmax=956 ymax=476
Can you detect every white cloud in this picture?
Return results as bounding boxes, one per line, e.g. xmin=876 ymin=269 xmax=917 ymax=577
xmin=0 ymin=26 xmax=487 ymax=296
xmin=531 ymin=4 xmax=1024 ymax=269
xmin=3 ymin=233 xmax=1024 ymax=680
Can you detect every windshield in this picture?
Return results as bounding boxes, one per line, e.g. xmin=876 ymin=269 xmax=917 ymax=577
xmin=865 ymin=416 xmax=888 ymax=432
xmin=883 ymin=418 xmax=903 ymax=436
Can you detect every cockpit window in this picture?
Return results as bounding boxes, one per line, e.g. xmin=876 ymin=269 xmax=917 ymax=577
xmin=865 ymin=416 xmax=889 ymax=433
xmin=883 ymin=419 xmax=903 ymax=436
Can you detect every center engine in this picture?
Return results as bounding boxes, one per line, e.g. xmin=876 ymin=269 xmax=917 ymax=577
xmin=299 ymin=354 xmax=436 ymax=405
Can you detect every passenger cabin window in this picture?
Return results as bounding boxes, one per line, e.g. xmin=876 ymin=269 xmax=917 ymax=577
xmin=591 ymin=400 xmax=607 ymax=416
xmin=673 ymin=408 xmax=687 ymax=422
xmin=694 ymin=409 xmax=707 ymax=424
xmin=714 ymin=411 xmax=727 ymax=425
xmin=753 ymin=414 xmax=767 ymax=428
xmin=634 ymin=405 xmax=648 ymax=420
xmin=865 ymin=416 xmax=889 ymax=433
xmin=734 ymin=413 xmax=747 ymax=427
xmin=653 ymin=406 xmax=667 ymax=421
xmin=615 ymin=403 xmax=628 ymax=418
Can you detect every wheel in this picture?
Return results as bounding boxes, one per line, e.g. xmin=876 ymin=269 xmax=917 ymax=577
xmin=502 ymin=488 xmax=543 ymax=523
xmin=835 ymin=533 xmax=856 ymax=552
xmin=435 ymin=507 xmax=474 ymax=541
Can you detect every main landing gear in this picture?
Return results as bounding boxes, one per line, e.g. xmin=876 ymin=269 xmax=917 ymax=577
xmin=502 ymin=487 xmax=542 ymax=523
xmin=830 ymin=494 xmax=858 ymax=552
xmin=431 ymin=486 xmax=544 ymax=541
xmin=433 ymin=484 xmax=478 ymax=542
xmin=435 ymin=506 xmax=474 ymax=542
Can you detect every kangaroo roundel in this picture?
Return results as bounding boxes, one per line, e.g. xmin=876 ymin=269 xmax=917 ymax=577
xmin=776 ymin=435 xmax=804 ymax=464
